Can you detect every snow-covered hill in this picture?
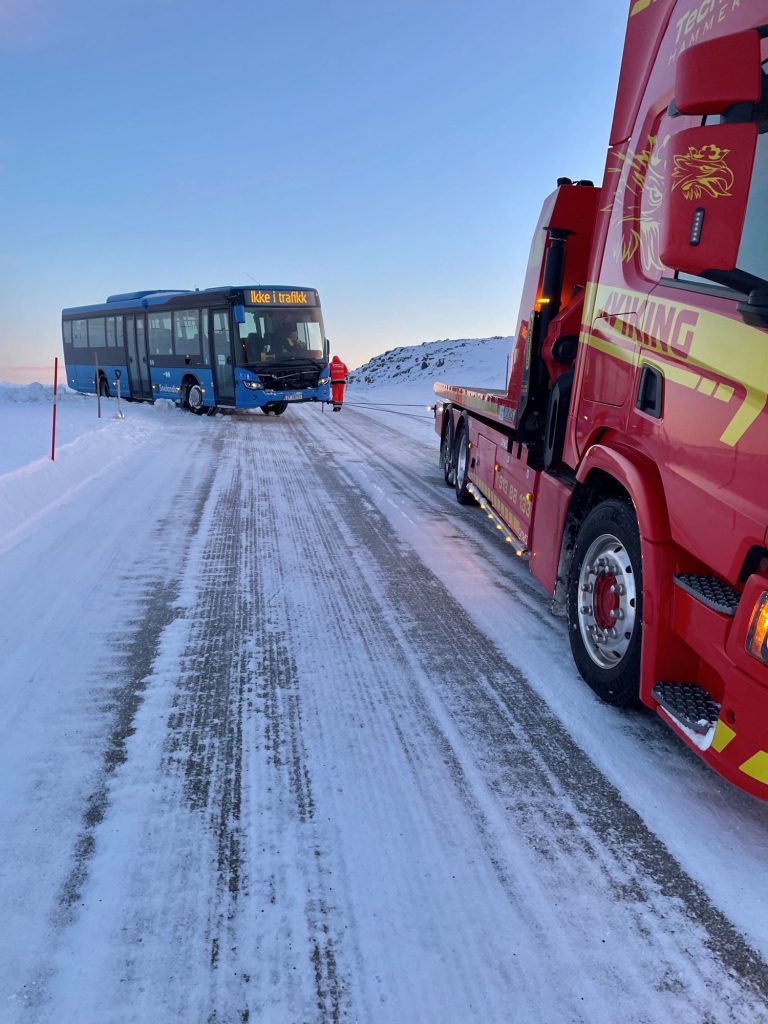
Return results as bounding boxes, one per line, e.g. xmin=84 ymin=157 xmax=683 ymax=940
xmin=349 ymin=336 xmax=512 ymax=393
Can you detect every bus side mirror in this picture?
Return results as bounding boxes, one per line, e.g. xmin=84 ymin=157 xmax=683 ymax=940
xmin=674 ymin=30 xmax=762 ymax=115
xmin=234 ymin=304 xmax=245 ymax=324
xmin=659 ymin=122 xmax=757 ymax=276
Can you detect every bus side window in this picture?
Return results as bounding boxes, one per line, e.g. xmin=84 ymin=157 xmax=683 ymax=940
xmin=72 ymin=320 xmax=88 ymax=348
xmin=173 ymin=310 xmax=201 ymax=360
xmin=88 ymin=318 xmax=106 ymax=349
xmin=149 ymin=314 xmax=173 ymax=355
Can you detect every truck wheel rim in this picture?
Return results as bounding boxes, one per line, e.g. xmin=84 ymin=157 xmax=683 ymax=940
xmin=456 ymin=436 xmax=467 ymax=483
xmin=577 ymin=532 xmax=637 ymax=669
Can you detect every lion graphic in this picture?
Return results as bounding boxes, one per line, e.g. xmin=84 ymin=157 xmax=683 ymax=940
xmin=671 ymin=144 xmax=734 ymax=200
xmin=605 ymin=134 xmax=668 ymax=274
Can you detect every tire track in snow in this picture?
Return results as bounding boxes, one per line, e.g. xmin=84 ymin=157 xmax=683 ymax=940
xmin=248 ymin=416 xmax=623 ymax=1017
xmin=10 ymin=427 xmax=221 ymax=1022
xmin=241 ymin=429 xmax=350 ymax=1023
xmin=160 ymin=423 xmax=353 ymax=1023
xmin=53 ymin=437 xmax=218 ymax=925
xmin=322 ymin=404 xmax=567 ymax=626
xmin=16 ymin=405 xmax=767 ymax=1023
xmin=284 ymin=410 xmax=768 ymax=1022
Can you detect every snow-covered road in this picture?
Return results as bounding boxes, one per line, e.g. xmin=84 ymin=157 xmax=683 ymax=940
xmin=2 ymin=377 xmax=768 ymax=1023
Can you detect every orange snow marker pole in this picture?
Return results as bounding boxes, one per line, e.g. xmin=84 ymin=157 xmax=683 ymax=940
xmin=50 ymin=357 xmax=58 ymax=461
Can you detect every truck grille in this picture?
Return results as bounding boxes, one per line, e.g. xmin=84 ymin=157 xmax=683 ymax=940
xmin=258 ymin=366 xmax=320 ymax=390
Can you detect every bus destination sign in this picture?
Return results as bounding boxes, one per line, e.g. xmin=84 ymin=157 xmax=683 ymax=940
xmin=248 ymin=288 xmax=316 ymax=307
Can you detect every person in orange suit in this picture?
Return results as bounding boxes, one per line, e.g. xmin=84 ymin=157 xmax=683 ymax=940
xmin=329 ymin=355 xmax=348 ymax=411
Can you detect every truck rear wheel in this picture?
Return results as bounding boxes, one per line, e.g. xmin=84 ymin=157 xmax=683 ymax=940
xmin=440 ymin=420 xmax=454 ymax=486
xmin=454 ymin=423 xmax=475 ymax=505
xmin=566 ymin=499 xmax=642 ymax=706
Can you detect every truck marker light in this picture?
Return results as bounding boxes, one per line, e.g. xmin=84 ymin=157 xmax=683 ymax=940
xmin=689 ymin=207 xmax=705 ymax=246
xmin=746 ymin=593 xmax=768 ymax=665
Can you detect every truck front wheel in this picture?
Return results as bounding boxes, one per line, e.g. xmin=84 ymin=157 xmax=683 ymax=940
xmin=566 ymin=499 xmax=642 ymax=706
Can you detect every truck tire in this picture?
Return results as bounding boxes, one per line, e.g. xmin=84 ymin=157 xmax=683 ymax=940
xmin=566 ymin=499 xmax=642 ymax=706
xmin=440 ymin=419 xmax=454 ymax=486
xmin=454 ymin=422 xmax=475 ymax=505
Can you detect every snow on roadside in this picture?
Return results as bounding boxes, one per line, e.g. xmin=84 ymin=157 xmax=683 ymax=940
xmin=0 ymin=388 xmax=184 ymax=556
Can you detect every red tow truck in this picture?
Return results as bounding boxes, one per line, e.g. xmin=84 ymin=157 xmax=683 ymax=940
xmin=434 ymin=0 xmax=768 ymax=798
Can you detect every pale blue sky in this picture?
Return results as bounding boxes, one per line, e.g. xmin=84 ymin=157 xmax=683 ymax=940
xmin=0 ymin=0 xmax=628 ymax=378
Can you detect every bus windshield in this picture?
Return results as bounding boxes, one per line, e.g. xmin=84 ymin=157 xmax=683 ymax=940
xmin=237 ymin=307 xmax=325 ymax=366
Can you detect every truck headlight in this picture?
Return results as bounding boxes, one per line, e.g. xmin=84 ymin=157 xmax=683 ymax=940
xmin=746 ymin=592 xmax=768 ymax=664
xmin=243 ymin=380 xmax=264 ymax=390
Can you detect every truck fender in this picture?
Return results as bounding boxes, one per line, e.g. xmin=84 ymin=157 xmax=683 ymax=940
xmin=574 ymin=442 xmax=671 ymax=545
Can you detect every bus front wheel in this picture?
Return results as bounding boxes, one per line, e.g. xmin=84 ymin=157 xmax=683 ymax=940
xmin=98 ymin=376 xmax=110 ymax=398
xmin=185 ymin=382 xmax=206 ymax=415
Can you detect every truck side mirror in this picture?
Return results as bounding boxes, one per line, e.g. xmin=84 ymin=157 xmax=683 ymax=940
xmin=675 ymin=30 xmax=762 ymax=115
xmin=659 ymin=122 xmax=757 ymax=276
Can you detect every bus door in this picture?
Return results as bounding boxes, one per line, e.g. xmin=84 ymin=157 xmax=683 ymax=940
xmin=209 ymin=308 xmax=235 ymax=405
xmin=124 ymin=314 xmax=153 ymax=400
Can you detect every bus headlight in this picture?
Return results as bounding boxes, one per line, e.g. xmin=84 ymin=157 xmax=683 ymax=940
xmin=243 ymin=380 xmax=264 ymax=390
xmin=318 ymin=376 xmax=331 ymax=385
xmin=746 ymin=592 xmax=768 ymax=665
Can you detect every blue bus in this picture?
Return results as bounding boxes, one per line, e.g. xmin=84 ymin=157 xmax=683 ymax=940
xmin=62 ymin=285 xmax=332 ymax=415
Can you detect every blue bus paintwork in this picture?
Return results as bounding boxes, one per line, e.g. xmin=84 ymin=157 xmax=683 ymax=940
xmin=62 ymin=285 xmax=332 ymax=410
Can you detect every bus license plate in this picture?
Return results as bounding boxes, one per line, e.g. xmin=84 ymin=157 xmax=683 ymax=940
xmin=284 ymin=392 xmax=303 ymax=401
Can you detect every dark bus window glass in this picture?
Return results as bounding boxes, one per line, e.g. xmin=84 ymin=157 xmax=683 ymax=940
xmin=212 ymin=311 xmax=230 ymax=347
xmin=106 ymin=317 xmax=116 ymax=348
xmin=148 ymin=313 xmax=173 ymax=355
xmin=737 ymin=131 xmax=768 ymax=281
xmin=115 ymin=315 xmax=123 ymax=346
xmin=88 ymin=318 xmax=106 ymax=348
xmin=236 ymin=307 xmax=324 ymax=365
xmin=174 ymin=310 xmax=200 ymax=357
xmin=201 ymin=308 xmax=210 ymax=365
xmin=72 ymin=320 xmax=88 ymax=348
xmin=136 ymin=316 xmax=146 ymax=355
xmin=62 ymin=321 xmax=72 ymax=345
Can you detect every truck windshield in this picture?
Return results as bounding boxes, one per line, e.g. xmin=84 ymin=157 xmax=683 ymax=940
xmin=237 ymin=307 xmax=325 ymax=366
xmin=737 ymin=129 xmax=768 ymax=282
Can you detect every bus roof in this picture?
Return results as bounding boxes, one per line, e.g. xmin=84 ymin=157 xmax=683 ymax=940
xmin=62 ymin=285 xmax=320 ymax=316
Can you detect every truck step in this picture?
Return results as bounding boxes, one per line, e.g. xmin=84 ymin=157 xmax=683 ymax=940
xmin=652 ymin=682 xmax=720 ymax=735
xmin=674 ymin=573 xmax=740 ymax=616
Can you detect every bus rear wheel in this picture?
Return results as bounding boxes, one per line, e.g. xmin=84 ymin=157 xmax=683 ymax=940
xmin=98 ymin=376 xmax=110 ymax=398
